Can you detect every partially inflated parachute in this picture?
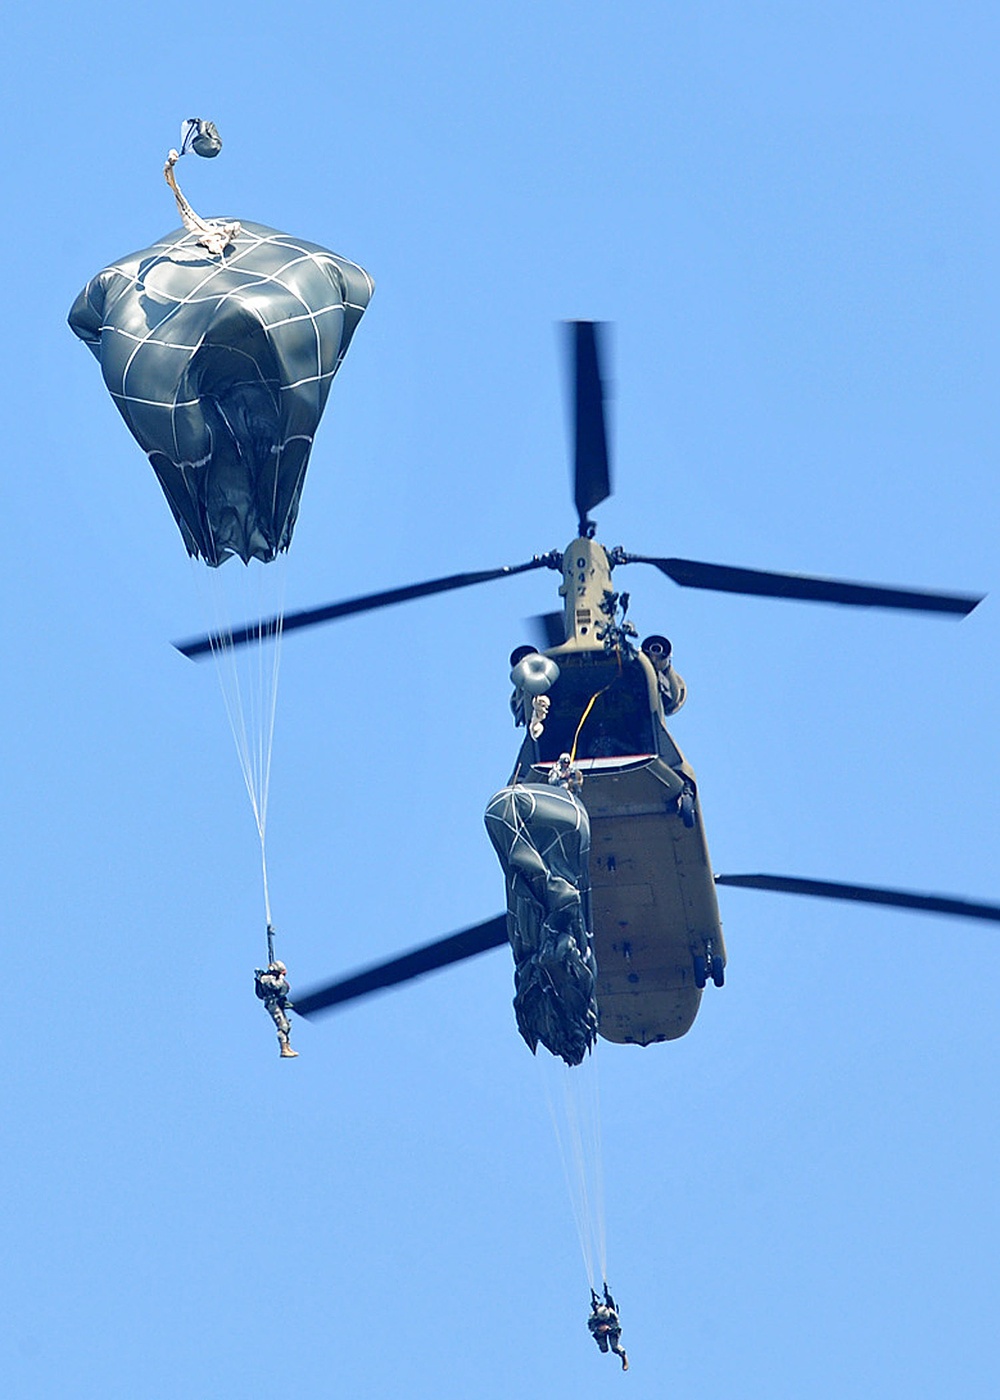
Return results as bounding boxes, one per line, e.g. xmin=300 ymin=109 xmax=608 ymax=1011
xmin=69 ymin=126 xmax=372 ymax=565
xmin=67 ymin=123 xmax=373 ymax=970
xmin=485 ymin=779 xmax=598 ymax=1066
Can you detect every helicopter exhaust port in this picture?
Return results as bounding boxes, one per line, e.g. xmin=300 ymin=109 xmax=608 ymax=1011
xmin=510 ymin=644 xmax=539 ymax=670
xmin=642 ymin=635 xmax=687 ymax=715
xmin=641 ymin=634 xmax=671 ymax=663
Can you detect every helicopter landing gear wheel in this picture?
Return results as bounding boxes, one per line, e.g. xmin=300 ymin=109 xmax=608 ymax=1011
xmin=679 ymin=789 xmax=696 ymax=828
xmin=693 ymin=954 xmax=708 ymax=989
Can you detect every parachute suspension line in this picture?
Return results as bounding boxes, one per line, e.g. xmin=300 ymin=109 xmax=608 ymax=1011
xmin=190 ymin=554 xmax=289 ymax=940
xmin=574 ymin=1052 xmax=607 ymax=1285
xmin=540 ymin=1050 xmax=609 ymax=1290
xmin=248 ymin=554 xmax=287 ymax=938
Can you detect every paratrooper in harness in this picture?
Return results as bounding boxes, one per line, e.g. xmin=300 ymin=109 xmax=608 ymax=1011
xmin=254 ymin=957 xmax=298 ymax=1058
xmin=588 ymin=1283 xmax=628 ymax=1371
xmin=548 ymin=750 xmax=584 ymax=794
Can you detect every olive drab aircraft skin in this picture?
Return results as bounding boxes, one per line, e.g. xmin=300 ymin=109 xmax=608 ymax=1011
xmin=508 ymin=535 xmax=725 ymax=1047
xmin=176 ymin=320 xmax=1000 ymax=1052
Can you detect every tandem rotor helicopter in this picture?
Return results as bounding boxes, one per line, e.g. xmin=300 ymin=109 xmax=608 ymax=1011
xmin=178 ymin=321 xmax=1000 ymax=1058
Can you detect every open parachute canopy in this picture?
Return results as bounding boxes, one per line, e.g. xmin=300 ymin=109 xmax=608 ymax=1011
xmin=69 ymin=127 xmax=373 ymax=566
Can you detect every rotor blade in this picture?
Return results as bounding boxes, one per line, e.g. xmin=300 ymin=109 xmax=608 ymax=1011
xmin=569 ymin=320 xmax=611 ymax=525
xmin=528 ymin=611 xmax=565 ymax=649
xmin=175 ymin=558 xmax=551 ymax=659
xmin=715 ymin=874 xmax=1000 ymax=923
xmin=292 ymin=915 xmax=509 ymax=1017
xmin=628 ymin=555 xmax=982 ymax=616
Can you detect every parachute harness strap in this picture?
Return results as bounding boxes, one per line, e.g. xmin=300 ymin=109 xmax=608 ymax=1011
xmin=163 ymin=148 xmax=241 ymax=257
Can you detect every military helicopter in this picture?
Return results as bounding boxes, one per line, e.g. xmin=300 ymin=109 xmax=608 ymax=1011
xmin=177 ymin=322 xmax=1000 ymax=1054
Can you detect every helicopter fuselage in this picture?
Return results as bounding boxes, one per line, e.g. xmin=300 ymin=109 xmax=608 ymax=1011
xmin=259 ymin=320 xmax=992 ymax=1051
xmin=508 ymin=537 xmax=726 ymax=1046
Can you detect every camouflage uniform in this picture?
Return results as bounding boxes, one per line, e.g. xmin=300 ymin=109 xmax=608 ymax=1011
xmin=548 ymin=751 xmax=584 ymax=794
xmin=588 ymin=1287 xmax=628 ymax=1371
xmin=255 ymin=961 xmax=298 ymax=1058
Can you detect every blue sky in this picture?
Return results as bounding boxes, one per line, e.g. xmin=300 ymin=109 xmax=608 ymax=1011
xmin=4 ymin=3 xmax=1000 ymax=1396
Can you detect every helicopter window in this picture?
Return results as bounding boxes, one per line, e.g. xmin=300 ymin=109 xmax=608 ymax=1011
xmin=535 ymin=656 xmax=655 ymax=762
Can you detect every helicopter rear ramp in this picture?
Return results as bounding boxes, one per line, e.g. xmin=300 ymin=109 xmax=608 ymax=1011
xmin=578 ymin=755 xmax=725 ymax=1045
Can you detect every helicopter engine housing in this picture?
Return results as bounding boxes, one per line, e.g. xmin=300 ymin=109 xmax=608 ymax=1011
xmin=641 ymin=634 xmax=686 ymax=715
